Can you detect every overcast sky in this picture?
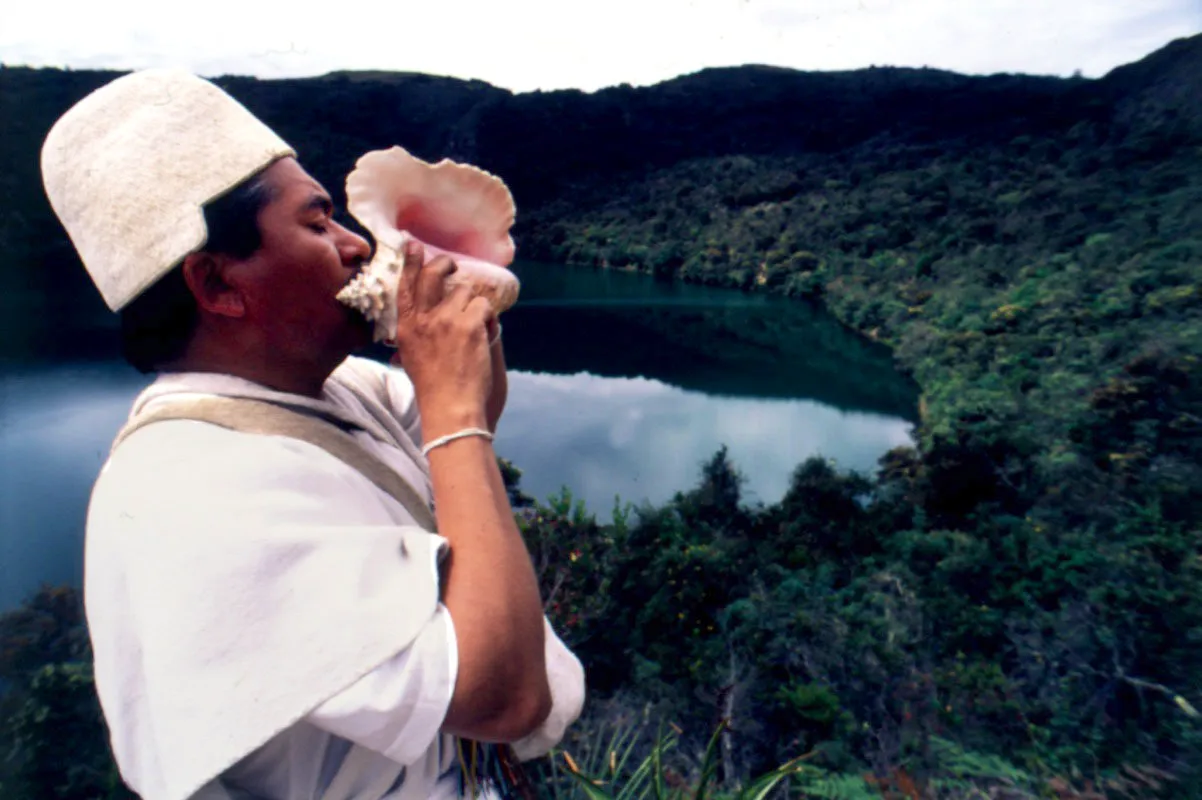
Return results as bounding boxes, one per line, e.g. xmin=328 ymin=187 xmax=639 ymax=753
xmin=2 ymin=0 xmax=1199 ymax=93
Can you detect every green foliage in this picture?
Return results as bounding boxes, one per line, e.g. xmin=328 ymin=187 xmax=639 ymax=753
xmin=502 ymin=70 xmax=1202 ymax=789
xmin=501 ymin=408 xmax=1201 ymax=790
xmin=0 ymin=587 xmax=130 ymax=800
xmin=540 ymin=719 xmax=809 ymax=800
xmin=0 ymin=584 xmax=89 ymax=683
xmin=4 ymin=664 xmax=129 ymax=799
xmin=776 ymin=683 xmax=842 ymax=727
xmin=793 ymin=772 xmax=879 ymax=800
xmin=517 ymin=486 xmax=618 ymax=650
xmin=499 ymin=457 xmax=537 ymax=509
xmin=529 ymin=709 xmax=664 ymax=800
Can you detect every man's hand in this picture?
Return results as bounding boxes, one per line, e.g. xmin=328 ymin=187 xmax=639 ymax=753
xmin=389 ymin=240 xmax=496 ymax=440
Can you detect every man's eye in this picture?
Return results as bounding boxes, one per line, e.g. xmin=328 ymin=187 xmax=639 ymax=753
xmin=309 ymin=222 xmax=329 ymax=234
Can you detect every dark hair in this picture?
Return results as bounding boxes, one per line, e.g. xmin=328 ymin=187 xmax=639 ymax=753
xmin=119 ymin=171 xmax=276 ymax=373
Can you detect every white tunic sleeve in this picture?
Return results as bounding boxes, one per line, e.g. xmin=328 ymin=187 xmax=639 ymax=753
xmin=86 ymin=421 xmax=450 ymax=800
xmin=511 ymin=619 xmax=587 ymax=761
xmin=305 ymin=612 xmax=586 ymax=767
xmin=305 ymin=605 xmax=457 ymax=764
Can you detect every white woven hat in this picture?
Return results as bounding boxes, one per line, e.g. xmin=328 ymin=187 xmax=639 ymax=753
xmin=41 ymin=69 xmax=296 ymax=311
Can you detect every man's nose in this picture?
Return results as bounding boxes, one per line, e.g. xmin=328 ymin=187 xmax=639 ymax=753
xmin=336 ymin=222 xmax=372 ymax=264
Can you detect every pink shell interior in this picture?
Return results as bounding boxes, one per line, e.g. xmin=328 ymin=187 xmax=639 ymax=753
xmin=344 ymin=146 xmax=521 ymax=315
xmin=347 ymin=147 xmax=517 ymax=265
xmin=341 ymin=146 xmax=524 ymax=338
xmin=395 ymin=201 xmax=512 ymax=267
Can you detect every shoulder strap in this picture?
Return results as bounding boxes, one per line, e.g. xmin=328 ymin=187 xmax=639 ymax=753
xmin=112 ymin=396 xmax=437 ymax=531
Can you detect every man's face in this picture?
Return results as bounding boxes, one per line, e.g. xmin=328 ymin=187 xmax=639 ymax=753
xmin=230 ymin=157 xmax=374 ymax=365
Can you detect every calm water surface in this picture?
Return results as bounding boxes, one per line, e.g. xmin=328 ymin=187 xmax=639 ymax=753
xmin=0 ymin=261 xmax=917 ymax=610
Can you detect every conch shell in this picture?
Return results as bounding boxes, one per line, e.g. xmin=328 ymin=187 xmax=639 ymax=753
xmin=336 ymin=146 xmax=521 ymax=345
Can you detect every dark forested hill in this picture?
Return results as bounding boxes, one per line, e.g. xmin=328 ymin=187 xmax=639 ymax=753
xmin=1091 ymin=33 xmax=1202 ymax=142
xmin=1 ymin=35 xmax=1198 ymax=361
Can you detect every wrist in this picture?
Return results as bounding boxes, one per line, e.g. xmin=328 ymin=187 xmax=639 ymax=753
xmin=420 ymin=406 xmax=490 ymax=442
xmin=421 ymin=426 xmax=494 ymax=457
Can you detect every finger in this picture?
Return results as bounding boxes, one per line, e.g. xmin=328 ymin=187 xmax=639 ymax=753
xmin=415 ymin=254 xmax=458 ymax=311
xmin=396 ymin=237 xmax=425 ymax=313
xmin=465 ymin=295 xmax=496 ymax=328
xmin=442 ymin=279 xmax=474 ymax=311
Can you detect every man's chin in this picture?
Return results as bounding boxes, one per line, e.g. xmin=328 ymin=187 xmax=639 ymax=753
xmin=350 ymin=319 xmax=372 ymax=348
xmin=341 ymin=308 xmax=378 ymax=351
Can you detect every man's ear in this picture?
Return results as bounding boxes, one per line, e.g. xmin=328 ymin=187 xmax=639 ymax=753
xmin=181 ymin=252 xmax=245 ymax=318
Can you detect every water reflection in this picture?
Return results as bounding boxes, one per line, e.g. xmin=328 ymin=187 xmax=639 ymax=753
xmin=0 ymin=363 xmax=150 ymax=610
xmin=496 ymin=370 xmax=913 ymax=519
xmin=0 ymin=360 xmax=914 ymax=610
xmin=501 ymin=262 xmax=919 ymax=418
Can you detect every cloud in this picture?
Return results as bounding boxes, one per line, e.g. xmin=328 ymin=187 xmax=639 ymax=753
xmin=2 ymin=0 xmax=1197 ymax=91
xmin=743 ymin=0 xmax=1200 ymax=78
xmin=497 ymin=371 xmax=912 ymax=515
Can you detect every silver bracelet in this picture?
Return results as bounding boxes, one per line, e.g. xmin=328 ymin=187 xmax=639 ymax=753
xmin=489 ymin=322 xmax=503 ymax=347
xmin=421 ymin=427 xmax=495 ymax=457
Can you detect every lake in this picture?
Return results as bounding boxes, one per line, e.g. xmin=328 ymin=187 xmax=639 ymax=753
xmin=0 ymin=260 xmax=917 ymax=611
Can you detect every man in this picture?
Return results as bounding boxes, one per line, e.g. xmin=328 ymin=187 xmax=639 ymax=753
xmin=41 ymin=69 xmax=583 ymax=800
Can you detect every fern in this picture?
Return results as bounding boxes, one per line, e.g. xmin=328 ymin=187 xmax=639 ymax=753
xmin=793 ymin=770 xmax=880 ymax=800
xmin=547 ymin=719 xmax=811 ymax=800
xmin=927 ymin=737 xmax=1034 ymax=783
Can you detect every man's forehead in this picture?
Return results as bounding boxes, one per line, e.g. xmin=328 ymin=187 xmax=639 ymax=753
xmin=263 ymin=158 xmax=330 ymax=202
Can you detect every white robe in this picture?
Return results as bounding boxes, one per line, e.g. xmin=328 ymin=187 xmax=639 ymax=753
xmin=84 ymin=356 xmax=585 ymax=800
